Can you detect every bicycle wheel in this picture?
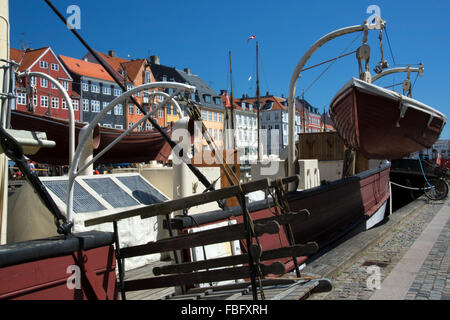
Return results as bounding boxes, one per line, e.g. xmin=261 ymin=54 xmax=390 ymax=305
xmin=423 ymin=178 xmax=449 ymax=200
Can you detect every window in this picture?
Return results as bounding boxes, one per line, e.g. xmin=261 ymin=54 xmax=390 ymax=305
xmin=128 ymin=122 xmax=134 ymax=129
xmin=167 ymin=105 xmax=172 ymax=115
xmin=103 ymin=85 xmax=111 ymax=95
xmin=114 ymin=104 xmax=123 ymax=115
xmin=208 ymin=112 xmax=212 ymax=121
xmin=114 ymin=87 xmax=122 ymax=96
xmin=103 ymin=102 xmax=111 ymax=114
xmin=136 ymin=107 xmax=142 ymax=115
xmin=158 ymin=108 xmax=163 ymax=118
xmin=72 ymin=100 xmax=79 ymax=111
xmin=82 ymin=99 xmax=89 ymax=111
xmin=51 ymin=83 xmax=57 ymax=89
xmin=202 ymin=110 xmax=207 ymax=120
xmin=144 ymin=70 xmax=151 ymax=83
xmin=61 ymin=81 xmax=69 ymax=91
xmin=127 ymin=84 xmax=133 ymax=92
xmin=17 ymin=92 xmax=26 ymax=105
xmin=103 ymin=124 xmax=112 ymax=128
xmin=30 ymin=76 xmax=37 ymax=86
xmin=91 ymin=100 xmax=100 ymax=113
xmin=91 ymin=82 xmax=100 ymax=93
xmin=82 ymin=80 xmax=89 ymax=91
xmin=128 ymin=105 xmax=134 ymax=114
xmin=51 ymin=63 xmax=59 ymax=71
xmin=33 ymin=95 xmax=38 ymax=107
xmin=219 ymin=113 xmax=223 ymax=122
xmin=204 ymin=95 xmax=211 ymax=103
xmin=39 ymin=61 xmax=48 ymax=69
xmin=62 ymin=99 xmax=67 ymax=109
xmin=40 ymin=95 xmax=48 ymax=108
xmin=242 ymin=102 xmax=246 ymax=110
xmin=146 ymin=122 xmax=152 ymax=131
xmin=214 ymin=112 xmax=217 ymax=122
xmin=114 ymin=124 xmax=123 ymax=129
xmin=40 ymin=78 xmax=48 ymax=88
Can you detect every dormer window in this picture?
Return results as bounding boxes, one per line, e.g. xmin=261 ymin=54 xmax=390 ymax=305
xmin=242 ymin=102 xmax=246 ymax=110
xmin=162 ymin=75 xmax=167 ymax=82
xmin=248 ymin=103 xmax=253 ymax=111
xmin=144 ymin=70 xmax=151 ymax=83
xmin=203 ymin=94 xmax=211 ymax=103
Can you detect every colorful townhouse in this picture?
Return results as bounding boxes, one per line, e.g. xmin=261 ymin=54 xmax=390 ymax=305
xmin=10 ymin=47 xmax=81 ymax=121
xmin=220 ymin=90 xmax=258 ymax=162
xmin=83 ymin=51 xmax=164 ymax=130
xmin=59 ymin=55 xmax=126 ymax=129
xmin=240 ymin=93 xmax=302 ymax=156
xmin=148 ymin=56 xmax=225 ymax=152
xmin=296 ymin=97 xmax=323 ymax=133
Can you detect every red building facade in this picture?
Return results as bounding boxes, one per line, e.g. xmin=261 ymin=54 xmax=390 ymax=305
xmin=11 ymin=47 xmax=81 ymax=121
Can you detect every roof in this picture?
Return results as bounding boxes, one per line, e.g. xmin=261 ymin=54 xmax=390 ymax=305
xmin=240 ymin=95 xmax=300 ymax=113
xmin=296 ymin=97 xmax=320 ymax=114
xmin=10 ymin=48 xmax=25 ymax=64
xmin=59 ymin=55 xmax=115 ymax=82
xmin=10 ymin=47 xmax=49 ymax=72
xmin=149 ymin=60 xmax=224 ymax=111
xmin=177 ymin=69 xmax=224 ymax=111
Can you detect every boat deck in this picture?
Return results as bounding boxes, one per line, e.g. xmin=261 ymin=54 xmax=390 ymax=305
xmin=122 ymin=260 xmax=331 ymax=300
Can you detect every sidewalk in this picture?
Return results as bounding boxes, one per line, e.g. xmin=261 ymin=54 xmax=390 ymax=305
xmin=371 ymin=202 xmax=450 ymax=300
xmin=305 ymin=196 xmax=448 ymax=300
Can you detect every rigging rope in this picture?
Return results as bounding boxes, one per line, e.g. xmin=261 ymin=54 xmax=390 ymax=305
xmin=384 ymin=27 xmax=397 ymax=66
xmin=303 ymin=33 xmax=361 ymax=95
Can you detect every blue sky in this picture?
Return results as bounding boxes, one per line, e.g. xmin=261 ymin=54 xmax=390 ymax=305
xmin=9 ymin=0 xmax=450 ymax=138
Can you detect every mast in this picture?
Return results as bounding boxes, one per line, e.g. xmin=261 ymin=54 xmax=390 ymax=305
xmin=228 ymin=51 xmax=235 ymax=149
xmin=256 ymin=41 xmax=261 ymax=161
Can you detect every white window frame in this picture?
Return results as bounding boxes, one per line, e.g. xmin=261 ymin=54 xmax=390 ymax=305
xmin=82 ymin=99 xmax=89 ymax=111
xmin=17 ymin=92 xmax=26 ymax=105
xmin=114 ymin=124 xmax=123 ymax=129
xmin=72 ymin=99 xmax=79 ymax=111
xmin=40 ymin=78 xmax=48 ymax=88
xmin=82 ymin=80 xmax=89 ymax=92
xmin=91 ymin=100 xmax=100 ymax=113
xmin=62 ymin=99 xmax=67 ymax=109
xmin=103 ymin=85 xmax=111 ymax=95
xmin=51 ymin=63 xmax=59 ymax=71
xmin=51 ymin=97 xmax=59 ymax=109
xmin=40 ymin=95 xmax=49 ymax=108
xmin=39 ymin=61 xmax=48 ymax=69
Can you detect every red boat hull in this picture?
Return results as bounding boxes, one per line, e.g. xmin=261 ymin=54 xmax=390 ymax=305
xmin=10 ymin=110 xmax=173 ymax=165
xmin=330 ymin=79 xmax=446 ymax=159
xmin=0 ymin=231 xmax=117 ymax=300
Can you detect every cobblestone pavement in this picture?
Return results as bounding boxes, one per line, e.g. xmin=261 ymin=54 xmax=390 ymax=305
xmin=308 ymin=198 xmax=448 ymax=300
xmin=404 ymin=216 xmax=450 ymax=300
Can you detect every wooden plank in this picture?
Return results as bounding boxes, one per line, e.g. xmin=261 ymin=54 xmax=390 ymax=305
xmin=120 ymin=220 xmax=280 ymax=259
xmin=123 ymin=262 xmax=286 ymax=292
xmin=84 ymin=178 xmax=270 ymax=227
xmin=153 ymin=242 xmax=319 ymax=275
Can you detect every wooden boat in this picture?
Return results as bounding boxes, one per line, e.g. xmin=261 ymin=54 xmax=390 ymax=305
xmin=168 ymin=162 xmax=391 ymax=272
xmin=329 ymin=78 xmax=446 ymax=159
xmin=10 ymin=110 xmax=174 ymax=165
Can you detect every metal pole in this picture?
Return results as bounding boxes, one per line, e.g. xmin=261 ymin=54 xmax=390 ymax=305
xmin=371 ymin=64 xmax=423 ymax=83
xmin=287 ymin=24 xmax=367 ymax=190
xmin=256 ymin=41 xmax=261 ymax=161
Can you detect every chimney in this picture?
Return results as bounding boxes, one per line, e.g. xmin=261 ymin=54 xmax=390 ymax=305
xmin=108 ymin=50 xmax=116 ymax=58
xmin=281 ymin=93 xmax=285 ymax=98
xmin=266 ymin=91 xmax=270 ymax=97
xmin=184 ymin=68 xmax=191 ymax=75
xmin=220 ymin=90 xmax=228 ymax=96
xmin=150 ymin=55 xmax=160 ymax=65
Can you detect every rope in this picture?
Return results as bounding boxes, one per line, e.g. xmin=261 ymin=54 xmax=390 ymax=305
xmin=418 ymin=156 xmax=433 ymax=189
xmin=384 ymin=27 xmax=397 ymax=66
xmin=390 ymin=181 xmax=429 ymax=191
xmin=303 ymin=33 xmax=361 ymax=95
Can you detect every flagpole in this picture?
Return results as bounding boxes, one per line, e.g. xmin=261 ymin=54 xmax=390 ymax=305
xmin=256 ymin=41 xmax=261 ymax=161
